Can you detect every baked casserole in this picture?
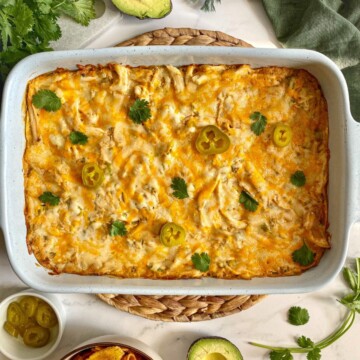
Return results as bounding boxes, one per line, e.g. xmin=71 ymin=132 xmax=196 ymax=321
xmin=24 ymin=63 xmax=330 ymax=279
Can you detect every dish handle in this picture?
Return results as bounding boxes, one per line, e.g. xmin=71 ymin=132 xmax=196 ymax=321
xmin=348 ymin=116 xmax=360 ymax=225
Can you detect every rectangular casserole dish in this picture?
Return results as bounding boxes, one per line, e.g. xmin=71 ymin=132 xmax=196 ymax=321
xmin=1 ymin=46 xmax=359 ymax=294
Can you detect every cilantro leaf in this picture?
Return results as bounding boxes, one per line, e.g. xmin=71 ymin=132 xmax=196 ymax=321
xmin=1 ymin=0 xmax=34 ymax=49
xmin=32 ymin=89 xmax=62 ymax=112
xmin=269 ymin=349 xmax=293 ymax=360
xmin=288 ymin=306 xmax=310 ymax=326
xmin=33 ymin=14 xmax=62 ymax=43
xmin=239 ymin=190 xmax=258 ymax=212
xmin=129 ymin=99 xmax=151 ymax=124
xmin=54 ymin=0 xmax=96 ymax=26
xmin=9 ymin=0 xmax=34 ymax=36
xmin=39 ymin=191 xmax=60 ymax=206
xmin=36 ymin=0 xmax=53 ymax=15
xmin=307 ymin=347 xmax=321 ymax=360
xmin=290 ymin=170 xmax=306 ymax=187
xmin=292 ymin=242 xmax=315 ymax=266
xmin=0 ymin=8 xmax=13 ymax=51
xmin=171 ymin=177 xmax=189 ymax=199
xmin=69 ymin=131 xmax=88 ymax=145
xmin=0 ymin=47 xmax=29 ymax=67
xmin=250 ymin=111 xmax=267 ymax=136
xmin=191 ymin=252 xmax=210 ymax=272
xmin=297 ymin=336 xmax=314 ymax=348
xmin=109 ymin=220 xmax=127 ymax=237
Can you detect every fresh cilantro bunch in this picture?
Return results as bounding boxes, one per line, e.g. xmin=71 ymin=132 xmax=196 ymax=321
xmin=250 ymin=258 xmax=360 ymax=359
xmin=0 ymin=0 xmax=96 ymax=86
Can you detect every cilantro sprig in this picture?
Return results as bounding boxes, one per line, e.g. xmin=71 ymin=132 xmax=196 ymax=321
xmin=250 ymin=258 xmax=360 ymax=359
xmin=129 ymin=99 xmax=151 ymax=124
xmin=239 ymin=190 xmax=258 ymax=212
xmin=69 ymin=131 xmax=88 ymax=145
xmin=296 ymin=336 xmax=314 ymax=348
xmin=171 ymin=177 xmax=189 ymax=199
xmin=57 ymin=0 xmax=96 ymax=26
xmin=0 ymin=0 xmax=96 ymax=86
xmin=39 ymin=191 xmax=60 ymax=206
xmin=269 ymin=350 xmax=293 ymax=360
xmin=288 ymin=306 xmax=310 ymax=326
xmin=32 ymin=90 xmax=61 ymax=112
xmin=292 ymin=242 xmax=315 ymax=266
xmin=109 ymin=220 xmax=127 ymax=237
xmin=250 ymin=111 xmax=267 ymax=136
xmin=191 ymin=252 xmax=210 ymax=272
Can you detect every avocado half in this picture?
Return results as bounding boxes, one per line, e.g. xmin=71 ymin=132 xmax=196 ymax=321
xmin=111 ymin=0 xmax=172 ymax=19
xmin=188 ymin=337 xmax=243 ymax=360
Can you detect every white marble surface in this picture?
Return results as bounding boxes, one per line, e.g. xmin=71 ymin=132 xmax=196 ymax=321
xmin=1 ymin=1 xmax=360 ymax=359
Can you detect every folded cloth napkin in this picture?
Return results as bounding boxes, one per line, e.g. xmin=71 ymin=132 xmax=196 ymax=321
xmin=262 ymin=0 xmax=360 ymax=121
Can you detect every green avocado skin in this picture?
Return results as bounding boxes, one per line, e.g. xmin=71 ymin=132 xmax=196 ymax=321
xmin=111 ymin=0 xmax=172 ymax=19
xmin=187 ymin=337 xmax=243 ymax=360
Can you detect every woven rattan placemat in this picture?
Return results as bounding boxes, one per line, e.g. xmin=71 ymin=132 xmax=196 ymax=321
xmin=98 ymin=28 xmax=265 ymax=322
xmin=115 ymin=27 xmax=253 ymax=47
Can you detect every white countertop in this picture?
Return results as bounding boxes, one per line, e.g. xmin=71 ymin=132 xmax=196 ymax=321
xmin=1 ymin=1 xmax=360 ymax=359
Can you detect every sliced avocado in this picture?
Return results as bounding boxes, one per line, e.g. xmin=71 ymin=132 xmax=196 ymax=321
xmin=188 ymin=337 xmax=243 ymax=360
xmin=111 ymin=0 xmax=172 ymax=19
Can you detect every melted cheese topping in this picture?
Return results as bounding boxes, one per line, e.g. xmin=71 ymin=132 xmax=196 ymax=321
xmin=24 ymin=64 xmax=330 ymax=279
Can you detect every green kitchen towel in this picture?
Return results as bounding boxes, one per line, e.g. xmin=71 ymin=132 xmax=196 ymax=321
xmin=262 ymin=0 xmax=360 ymax=122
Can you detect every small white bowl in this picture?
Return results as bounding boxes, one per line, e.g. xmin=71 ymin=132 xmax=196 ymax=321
xmin=0 ymin=289 xmax=65 ymax=360
xmin=60 ymin=335 xmax=163 ymax=360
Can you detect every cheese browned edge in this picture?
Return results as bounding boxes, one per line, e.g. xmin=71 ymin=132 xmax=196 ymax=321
xmin=24 ymin=64 xmax=330 ymax=279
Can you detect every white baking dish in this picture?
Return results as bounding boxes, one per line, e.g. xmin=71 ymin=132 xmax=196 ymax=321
xmin=1 ymin=47 xmax=359 ymax=294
